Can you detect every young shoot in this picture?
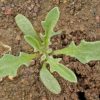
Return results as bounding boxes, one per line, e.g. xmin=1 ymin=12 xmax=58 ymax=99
xmin=0 ymin=7 xmax=100 ymax=94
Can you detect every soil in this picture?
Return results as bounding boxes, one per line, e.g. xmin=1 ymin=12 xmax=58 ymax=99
xmin=0 ymin=0 xmax=100 ymax=100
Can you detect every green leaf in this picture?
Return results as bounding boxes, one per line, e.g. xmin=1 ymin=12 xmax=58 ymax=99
xmin=47 ymin=57 xmax=77 ymax=82
xmin=15 ymin=14 xmax=40 ymax=41
xmin=0 ymin=52 xmax=38 ymax=78
xmin=54 ymin=40 xmax=100 ymax=64
xmin=24 ymin=35 xmax=42 ymax=52
xmin=40 ymin=63 xmax=61 ymax=94
xmin=42 ymin=7 xmax=60 ymax=47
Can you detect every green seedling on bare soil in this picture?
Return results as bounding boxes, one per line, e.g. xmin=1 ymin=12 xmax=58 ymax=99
xmin=0 ymin=7 xmax=100 ymax=94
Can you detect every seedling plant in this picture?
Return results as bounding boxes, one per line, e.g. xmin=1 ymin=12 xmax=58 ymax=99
xmin=0 ymin=7 xmax=100 ymax=94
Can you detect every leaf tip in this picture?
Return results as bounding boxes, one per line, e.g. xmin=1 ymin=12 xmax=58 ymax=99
xmin=54 ymin=6 xmax=59 ymax=11
xmin=50 ymin=7 xmax=60 ymax=15
xmin=73 ymin=78 xmax=77 ymax=83
xmin=15 ymin=14 xmax=23 ymax=21
xmin=55 ymin=7 xmax=60 ymax=14
xmin=70 ymin=75 xmax=78 ymax=83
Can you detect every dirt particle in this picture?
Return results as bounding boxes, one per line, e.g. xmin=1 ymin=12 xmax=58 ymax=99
xmin=34 ymin=6 xmax=39 ymax=13
xmin=63 ymin=56 xmax=70 ymax=63
xmin=0 ymin=78 xmax=3 ymax=82
xmin=41 ymin=96 xmax=48 ymax=100
xmin=95 ymin=15 xmax=100 ymax=28
xmin=0 ymin=0 xmax=6 ymax=2
xmin=8 ymin=76 xmax=14 ymax=80
xmin=0 ymin=42 xmax=11 ymax=55
xmin=28 ymin=4 xmax=34 ymax=11
xmin=77 ymin=91 xmax=86 ymax=100
xmin=30 ymin=60 xmax=36 ymax=66
xmin=62 ymin=39 xmax=68 ymax=46
xmin=95 ymin=16 xmax=100 ymax=23
xmin=3 ymin=7 xmax=13 ymax=15
xmin=52 ymin=0 xmax=60 ymax=4
xmin=15 ymin=35 xmax=21 ymax=41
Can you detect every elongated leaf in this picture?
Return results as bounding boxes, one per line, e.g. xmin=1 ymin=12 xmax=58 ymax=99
xmin=40 ymin=63 xmax=61 ymax=94
xmin=15 ymin=14 xmax=40 ymax=41
xmin=54 ymin=40 xmax=100 ymax=64
xmin=0 ymin=52 xmax=38 ymax=78
xmin=24 ymin=35 xmax=42 ymax=52
xmin=47 ymin=57 xmax=77 ymax=82
xmin=42 ymin=7 xmax=60 ymax=33
xmin=42 ymin=7 xmax=60 ymax=47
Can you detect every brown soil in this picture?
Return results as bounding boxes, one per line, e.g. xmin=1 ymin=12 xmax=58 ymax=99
xmin=0 ymin=0 xmax=100 ymax=100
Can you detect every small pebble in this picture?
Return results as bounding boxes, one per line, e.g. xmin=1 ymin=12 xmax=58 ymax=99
xmin=63 ymin=56 xmax=70 ymax=62
xmin=95 ymin=16 xmax=100 ymax=28
xmin=30 ymin=60 xmax=36 ymax=66
xmin=15 ymin=35 xmax=21 ymax=41
xmin=95 ymin=16 xmax=100 ymax=23
xmin=35 ymin=0 xmax=39 ymax=4
xmin=1 ymin=0 xmax=6 ymax=2
xmin=4 ymin=7 xmax=13 ymax=15
xmin=53 ymin=0 xmax=59 ymax=4
xmin=42 ymin=96 xmax=48 ymax=100
xmin=33 ymin=13 xmax=37 ymax=17
xmin=8 ymin=76 xmax=14 ymax=80
xmin=0 ymin=78 xmax=3 ymax=82
xmin=62 ymin=39 xmax=68 ymax=45
xmin=34 ymin=6 xmax=39 ymax=13
xmin=0 ymin=12 xmax=3 ymax=17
